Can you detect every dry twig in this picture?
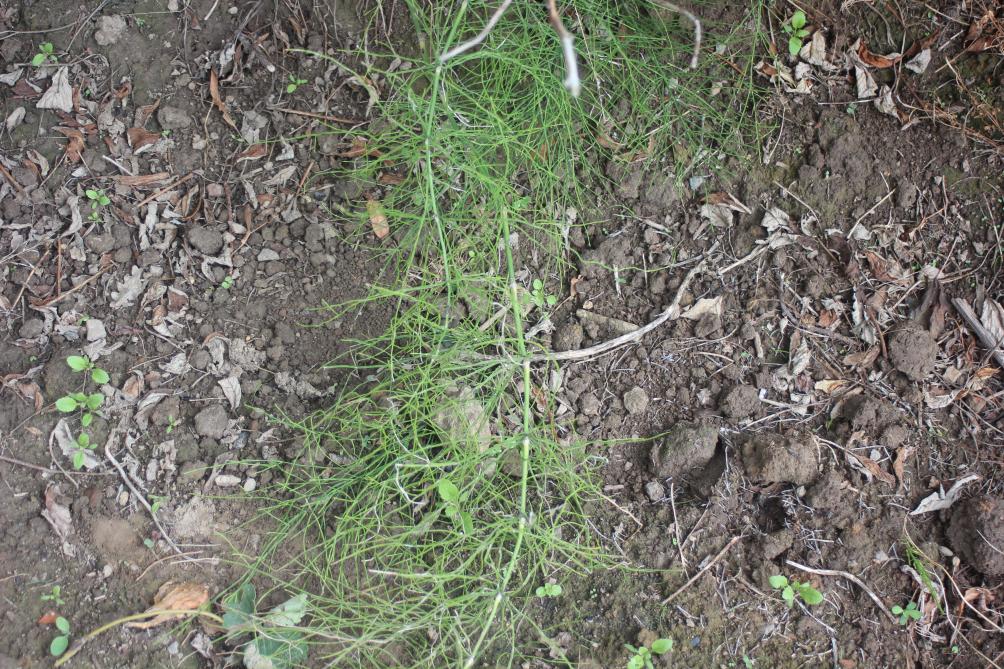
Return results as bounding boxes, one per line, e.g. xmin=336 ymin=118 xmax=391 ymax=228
xmin=786 ymin=559 xmax=898 ymax=624
xmin=649 ymin=0 xmax=703 ymax=69
xmin=661 ymin=535 xmax=742 ymax=605
xmin=439 ymin=0 xmax=514 ymax=63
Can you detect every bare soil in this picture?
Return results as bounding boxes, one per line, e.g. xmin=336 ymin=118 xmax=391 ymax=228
xmin=2 ymin=1 xmax=1003 ymax=668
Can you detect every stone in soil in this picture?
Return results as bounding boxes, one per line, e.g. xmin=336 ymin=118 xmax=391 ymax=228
xmin=644 ymin=480 xmax=665 ymax=502
xmin=187 ymin=225 xmax=224 ymax=255
xmin=650 ymin=422 xmax=718 ymax=479
xmin=623 ymin=386 xmax=649 ymax=415
xmin=157 ymin=105 xmax=193 ymax=130
xmin=888 ymin=324 xmax=937 ymax=381
xmin=740 ymin=431 xmax=818 ymax=485
xmin=946 ymin=495 xmax=1004 ymax=577
xmin=552 ymin=322 xmax=584 ymax=352
xmin=94 ymin=15 xmax=126 ymax=46
xmin=194 ymin=404 xmax=229 ymax=439
xmin=18 ymin=318 xmax=44 ymax=338
xmin=719 ymin=384 xmax=760 ymax=420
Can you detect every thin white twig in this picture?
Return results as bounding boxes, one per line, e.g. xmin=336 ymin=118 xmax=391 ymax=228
xmin=661 ymin=535 xmax=742 ymax=605
xmin=528 ymin=241 xmax=719 ymax=362
xmin=546 ymin=0 xmax=581 ymax=97
xmin=786 ymin=559 xmax=898 ymax=624
xmin=649 ymin=0 xmax=703 ymax=69
xmin=439 ymin=0 xmax=514 ymax=63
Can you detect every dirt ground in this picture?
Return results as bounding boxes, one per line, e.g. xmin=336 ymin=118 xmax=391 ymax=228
xmin=1 ymin=1 xmax=1003 ymax=668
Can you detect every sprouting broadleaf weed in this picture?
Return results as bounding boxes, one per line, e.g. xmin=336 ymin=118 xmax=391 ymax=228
xmin=49 ymin=616 xmax=70 ymax=657
xmin=32 ymin=42 xmax=56 ymax=67
xmin=221 ymin=583 xmax=309 ymax=669
xmin=782 ymin=10 xmax=811 ymax=56
xmin=286 ymin=74 xmax=307 ymax=94
xmin=625 ymin=638 xmax=673 ymax=669
xmin=891 ymin=601 xmax=922 ymax=625
xmin=534 ymin=582 xmax=562 ymax=598
xmin=769 ymin=574 xmax=823 ymax=607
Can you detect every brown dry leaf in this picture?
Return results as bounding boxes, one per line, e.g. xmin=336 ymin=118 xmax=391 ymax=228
xmin=377 ymin=172 xmax=405 ymax=186
xmin=209 ymin=69 xmax=237 ymax=130
xmin=122 ymin=373 xmax=144 ymax=402
xmin=817 ymin=308 xmax=838 ymax=328
xmin=367 ymin=198 xmax=389 ymax=239
xmin=236 ymin=143 xmax=268 ymax=162
xmin=37 ymin=611 xmax=59 ymax=626
xmin=127 ymin=127 xmax=161 ymax=152
xmin=865 ymin=251 xmax=909 ymax=285
xmin=855 ymin=452 xmax=896 ymax=486
xmin=54 ymin=126 xmax=84 ymax=163
xmin=134 ymin=98 xmax=161 ymax=127
xmin=41 ymin=485 xmax=72 ymax=540
xmin=113 ymin=80 xmax=132 ymax=100
xmin=856 ymin=40 xmax=902 ymax=68
xmin=125 ymin=581 xmax=210 ymax=630
xmin=893 ymin=445 xmax=914 ymax=489
xmin=596 ymin=129 xmax=624 ymax=150
xmin=843 ymin=347 xmax=879 ymax=368
xmin=339 ymin=136 xmax=381 ymax=158
xmin=814 ymin=379 xmax=848 ymax=395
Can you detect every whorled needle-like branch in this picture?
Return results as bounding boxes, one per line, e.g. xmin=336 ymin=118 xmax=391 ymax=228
xmin=650 ymin=0 xmax=703 ymax=69
xmin=439 ymin=0 xmax=514 ymax=63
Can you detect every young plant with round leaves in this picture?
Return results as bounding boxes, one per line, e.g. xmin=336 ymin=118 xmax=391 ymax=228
xmin=768 ymin=574 xmax=823 ymax=607
xmin=534 ymin=582 xmax=562 ymax=598
xmin=782 ymin=10 xmax=810 ymax=56
xmin=50 ymin=616 xmax=71 ymax=657
xmin=84 ymin=189 xmax=111 ymax=222
xmin=222 ymin=583 xmax=309 ymax=669
xmin=624 ymin=638 xmax=673 ymax=669
xmin=32 ymin=42 xmax=56 ymax=67
xmin=437 ymin=478 xmax=474 ymax=535
xmin=891 ymin=601 xmax=922 ymax=625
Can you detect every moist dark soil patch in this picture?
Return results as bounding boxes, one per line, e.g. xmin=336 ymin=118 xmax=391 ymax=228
xmin=2 ymin=1 xmax=1003 ymax=668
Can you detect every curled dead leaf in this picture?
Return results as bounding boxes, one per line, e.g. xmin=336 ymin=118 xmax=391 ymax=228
xmin=54 ymin=127 xmax=84 ymax=163
xmin=236 ymin=144 xmax=268 ymax=162
xmin=125 ymin=581 xmax=210 ymax=630
xmin=209 ymin=69 xmax=237 ymax=130
xmin=856 ymin=40 xmax=902 ymax=68
xmin=366 ymin=198 xmax=389 ymax=239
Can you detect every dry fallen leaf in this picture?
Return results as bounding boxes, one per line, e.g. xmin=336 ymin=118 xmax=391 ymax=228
xmin=37 ymin=67 xmax=73 ymax=113
xmin=41 ymin=485 xmax=72 ymax=540
xmin=54 ymin=127 xmax=84 ymax=163
xmin=125 ymin=581 xmax=210 ymax=630
xmin=681 ymin=296 xmax=723 ymax=320
xmin=209 ymin=69 xmax=237 ymax=130
xmin=856 ymin=40 xmax=902 ymax=68
xmin=367 ymin=198 xmax=389 ymax=239
xmin=236 ymin=143 xmax=268 ymax=162
xmin=910 ymin=474 xmax=980 ymax=515
xmin=893 ymin=445 xmax=914 ymax=489
xmin=113 ymin=173 xmax=171 ymax=188
xmin=127 ymin=127 xmax=162 ymax=152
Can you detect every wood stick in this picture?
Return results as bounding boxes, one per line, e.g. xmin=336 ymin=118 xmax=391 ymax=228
xmin=786 ymin=559 xmax=898 ymax=624
xmin=661 ymin=535 xmax=741 ymax=605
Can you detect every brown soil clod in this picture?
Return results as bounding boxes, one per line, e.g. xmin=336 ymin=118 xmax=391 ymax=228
xmin=740 ymin=432 xmax=818 ymax=486
xmin=650 ymin=422 xmax=719 ymax=480
xmin=946 ymin=495 xmax=1004 ymax=577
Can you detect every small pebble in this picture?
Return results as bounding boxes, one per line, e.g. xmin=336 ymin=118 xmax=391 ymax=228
xmin=243 ymin=478 xmax=257 ymax=492
xmin=214 ymin=474 xmax=241 ymax=488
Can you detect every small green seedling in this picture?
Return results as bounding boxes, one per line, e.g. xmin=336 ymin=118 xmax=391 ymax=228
xmin=535 ymin=582 xmax=562 ymax=598
xmin=437 ymin=478 xmax=474 ymax=534
xmin=85 ymin=188 xmax=111 ymax=221
xmin=71 ymin=432 xmax=94 ymax=470
xmin=67 ymin=354 xmax=109 ymax=385
xmin=50 ymin=616 xmax=70 ymax=657
xmin=624 ymin=639 xmax=673 ymax=669
xmin=782 ymin=10 xmax=811 ymax=56
xmin=220 ymin=275 xmax=234 ymax=290
xmin=55 ymin=391 xmax=104 ymax=424
xmin=222 ymin=583 xmax=308 ymax=669
xmin=525 ymin=278 xmax=557 ymax=310
xmin=32 ymin=42 xmax=57 ymax=67
xmin=891 ymin=601 xmax=922 ymax=625
xmin=40 ymin=585 xmax=65 ymax=607
xmin=166 ymin=415 xmax=177 ymax=434
xmin=769 ymin=575 xmax=823 ymax=607
xmin=286 ymin=74 xmax=307 ymax=94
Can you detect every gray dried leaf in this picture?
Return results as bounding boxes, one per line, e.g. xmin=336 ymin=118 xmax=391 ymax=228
xmin=218 ymin=376 xmax=242 ymax=410
xmin=37 ymin=67 xmax=73 ymax=113
xmin=905 ymin=49 xmax=931 ymax=74
xmin=909 ymin=475 xmax=980 ymax=515
xmin=5 ymin=105 xmax=25 ymax=131
xmin=0 ymin=68 xmax=23 ymax=86
xmin=979 ymin=299 xmax=1004 ymax=348
xmin=110 ymin=266 xmax=147 ymax=308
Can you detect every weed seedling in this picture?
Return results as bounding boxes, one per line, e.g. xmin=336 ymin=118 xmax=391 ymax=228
xmin=32 ymin=42 xmax=57 ymax=67
xmin=892 ymin=601 xmax=922 ymax=625
xmin=222 ymin=583 xmax=308 ymax=669
xmin=71 ymin=432 xmax=94 ymax=470
xmin=50 ymin=616 xmax=70 ymax=657
xmin=437 ymin=478 xmax=473 ymax=534
xmin=220 ymin=275 xmax=234 ymax=290
xmin=66 ymin=354 xmax=109 ymax=385
xmin=624 ymin=638 xmax=673 ymax=669
xmin=535 ymin=582 xmax=562 ymax=598
xmin=286 ymin=74 xmax=307 ymax=94
xmin=85 ymin=188 xmax=111 ymax=221
xmin=40 ymin=585 xmax=65 ymax=607
xmin=782 ymin=10 xmax=810 ymax=56
xmin=769 ymin=575 xmax=823 ymax=607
